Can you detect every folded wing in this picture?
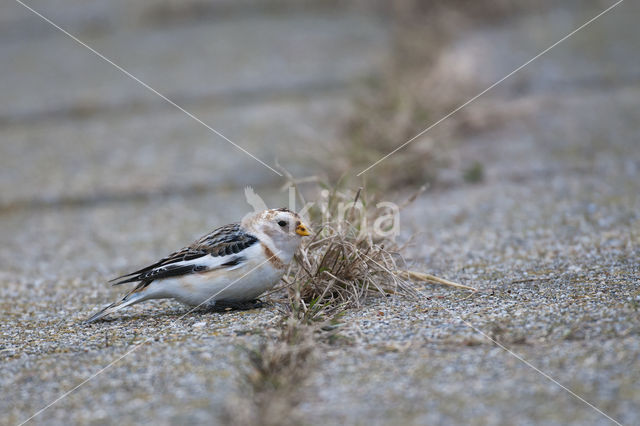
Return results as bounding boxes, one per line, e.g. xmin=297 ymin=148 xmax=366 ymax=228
xmin=110 ymin=223 xmax=258 ymax=287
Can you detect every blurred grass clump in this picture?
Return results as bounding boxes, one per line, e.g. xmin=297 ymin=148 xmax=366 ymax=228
xmin=329 ymin=0 xmax=550 ymax=190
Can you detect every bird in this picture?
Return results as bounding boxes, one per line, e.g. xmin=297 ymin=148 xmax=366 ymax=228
xmin=86 ymin=208 xmax=311 ymax=323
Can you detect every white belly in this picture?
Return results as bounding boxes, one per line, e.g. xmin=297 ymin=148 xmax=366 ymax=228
xmin=143 ymin=259 xmax=284 ymax=306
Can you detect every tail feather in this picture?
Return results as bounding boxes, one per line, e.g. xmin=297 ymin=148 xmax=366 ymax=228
xmin=85 ymin=292 xmax=146 ymax=323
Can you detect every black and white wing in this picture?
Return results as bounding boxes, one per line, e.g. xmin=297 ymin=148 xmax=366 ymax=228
xmin=109 ymin=223 xmax=259 ymax=286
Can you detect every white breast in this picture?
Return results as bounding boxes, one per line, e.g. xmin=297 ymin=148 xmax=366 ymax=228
xmin=141 ymin=244 xmax=285 ymax=306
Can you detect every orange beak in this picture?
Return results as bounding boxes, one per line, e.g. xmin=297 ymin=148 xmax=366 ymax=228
xmin=295 ymin=222 xmax=311 ymax=236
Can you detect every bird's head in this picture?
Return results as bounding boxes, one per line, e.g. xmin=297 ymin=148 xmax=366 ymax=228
xmin=242 ymin=208 xmax=311 ymax=255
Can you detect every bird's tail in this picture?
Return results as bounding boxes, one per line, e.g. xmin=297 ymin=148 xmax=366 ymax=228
xmin=85 ymin=291 xmax=146 ymax=323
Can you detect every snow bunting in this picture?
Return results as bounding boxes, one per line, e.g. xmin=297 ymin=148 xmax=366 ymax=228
xmin=87 ymin=208 xmax=310 ymax=323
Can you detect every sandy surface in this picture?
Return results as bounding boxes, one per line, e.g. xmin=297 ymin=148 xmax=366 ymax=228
xmin=1 ymin=1 xmax=639 ymax=425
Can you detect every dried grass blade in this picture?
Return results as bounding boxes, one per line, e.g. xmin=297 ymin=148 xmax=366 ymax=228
xmin=398 ymin=270 xmax=477 ymax=292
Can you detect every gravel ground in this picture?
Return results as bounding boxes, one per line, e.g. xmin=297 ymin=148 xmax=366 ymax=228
xmin=313 ymin=170 xmax=640 ymax=425
xmin=1 ymin=1 xmax=639 ymax=425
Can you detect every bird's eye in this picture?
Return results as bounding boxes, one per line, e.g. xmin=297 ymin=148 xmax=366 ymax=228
xmin=278 ymin=220 xmax=287 ymax=227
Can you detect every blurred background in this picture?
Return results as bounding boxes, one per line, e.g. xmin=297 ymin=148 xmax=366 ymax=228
xmin=1 ymin=0 xmax=638 ymax=204
xmin=2 ymin=0 xmax=639 ymax=424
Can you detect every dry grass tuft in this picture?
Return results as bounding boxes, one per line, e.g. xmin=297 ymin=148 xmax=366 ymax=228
xmin=245 ymin=320 xmax=316 ymax=395
xmin=222 ymin=320 xmax=317 ymax=426
xmin=281 ymin=185 xmax=419 ymax=322
xmin=273 ymin=179 xmax=474 ymax=322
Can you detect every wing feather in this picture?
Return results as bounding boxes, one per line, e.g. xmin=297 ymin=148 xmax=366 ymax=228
xmin=110 ymin=223 xmax=258 ymax=286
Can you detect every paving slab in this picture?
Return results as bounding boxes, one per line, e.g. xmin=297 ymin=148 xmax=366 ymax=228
xmin=0 ymin=2 xmax=388 ymax=207
xmin=1 ymin=7 xmax=387 ymax=120
xmin=0 ymin=93 xmax=352 ymax=207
